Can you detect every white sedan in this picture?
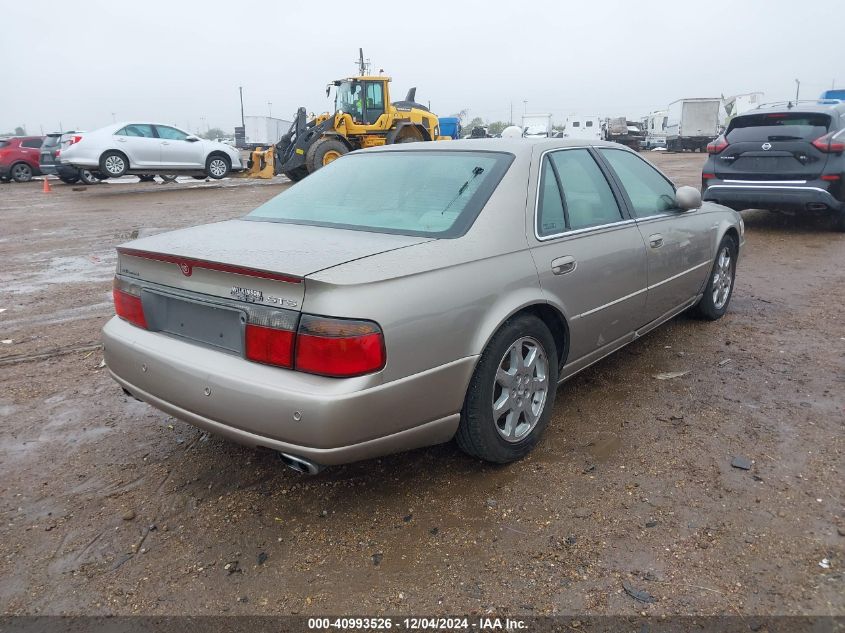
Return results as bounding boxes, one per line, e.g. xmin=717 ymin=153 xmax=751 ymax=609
xmin=59 ymin=122 xmax=243 ymax=180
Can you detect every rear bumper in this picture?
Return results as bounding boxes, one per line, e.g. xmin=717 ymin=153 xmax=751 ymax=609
xmin=102 ymin=317 xmax=473 ymax=465
xmin=39 ymin=163 xmax=58 ymax=176
xmin=703 ymin=181 xmax=843 ymax=212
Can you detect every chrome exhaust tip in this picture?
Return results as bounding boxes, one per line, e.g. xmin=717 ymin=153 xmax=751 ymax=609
xmin=278 ymin=452 xmax=324 ymax=475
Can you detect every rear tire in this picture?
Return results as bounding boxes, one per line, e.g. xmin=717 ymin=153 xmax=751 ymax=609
xmin=99 ymin=151 xmax=128 ymax=178
xmin=11 ymin=162 xmax=33 ymax=183
xmin=59 ymin=175 xmax=79 ymax=184
xmin=138 ymin=174 xmax=156 ymax=182
xmin=158 ymin=174 xmax=178 ymax=183
xmin=691 ymin=234 xmax=738 ymax=320
xmin=78 ymin=170 xmax=99 ymax=185
xmin=456 ymin=314 xmax=559 ymax=463
xmin=305 ymin=137 xmax=348 ymax=173
xmin=205 ymin=154 xmax=230 ymax=179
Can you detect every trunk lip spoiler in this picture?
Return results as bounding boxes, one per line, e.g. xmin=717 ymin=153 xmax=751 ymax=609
xmin=117 ymin=247 xmax=302 ymax=284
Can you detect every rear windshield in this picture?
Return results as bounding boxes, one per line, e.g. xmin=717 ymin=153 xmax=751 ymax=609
xmin=42 ymin=135 xmax=61 ymax=148
xmin=726 ymin=112 xmax=831 ymax=143
xmin=246 ymin=150 xmax=514 ymax=237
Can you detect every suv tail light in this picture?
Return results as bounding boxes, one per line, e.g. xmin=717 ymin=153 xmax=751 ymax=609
xmin=812 ymin=132 xmax=845 ymax=153
xmin=113 ymin=277 xmax=147 ymax=329
xmin=69 ymin=135 xmax=83 ymax=146
xmin=706 ymin=135 xmax=729 ymax=154
xmin=244 ymin=307 xmax=298 ymax=369
xmin=295 ymin=315 xmax=385 ymax=377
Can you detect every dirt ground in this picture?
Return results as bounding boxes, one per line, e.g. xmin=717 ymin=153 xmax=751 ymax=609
xmin=0 ymin=154 xmax=842 ymax=618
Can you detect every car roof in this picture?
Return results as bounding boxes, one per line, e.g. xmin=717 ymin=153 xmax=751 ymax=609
xmin=744 ymin=101 xmax=845 ymax=116
xmin=363 ymin=137 xmax=624 ymax=157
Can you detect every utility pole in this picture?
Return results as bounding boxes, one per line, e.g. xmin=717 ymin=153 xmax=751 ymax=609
xmin=794 ymin=79 xmax=800 ymax=103
xmin=523 ymin=100 xmax=528 ymax=115
xmin=509 ymin=102 xmax=513 ymax=125
xmin=268 ymin=102 xmax=273 ymax=118
xmin=239 ymin=86 xmax=245 ymax=128
xmin=111 ymin=112 xmax=116 ymax=122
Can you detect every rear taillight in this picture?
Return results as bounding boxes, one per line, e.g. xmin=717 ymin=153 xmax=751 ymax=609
xmin=812 ymin=132 xmax=845 ymax=153
xmin=295 ymin=315 xmax=385 ymax=378
xmin=55 ymin=149 xmax=61 ymax=157
xmin=706 ymin=136 xmax=729 ymax=154
xmin=243 ymin=307 xmax=298 ymax=368
xmin=702 ymin=173 xmax=715 ymax=179
xmin=69 ymin=135 xmax=83 ymax=145
xmin=113 ymin=277 xmax=147 ymax=329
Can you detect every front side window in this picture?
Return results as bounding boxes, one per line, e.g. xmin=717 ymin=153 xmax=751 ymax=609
xmin=116 ymin=124 xmax=155 ymax=138
xmin=600 ymin=149 xmax=675 ymax=218
xmin=155 ymin=126 xmax=189 ymax=141
xmin=586 ymin=120 xmax=593 ymax=128
xmin=572 ymin=121 xmax=580 ymax=128
xmin=247 ymin=151 xmax=513 ymax=238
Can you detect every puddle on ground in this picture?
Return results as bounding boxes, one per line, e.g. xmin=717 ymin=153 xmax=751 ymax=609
xmin=585 ymin=433 xmax=622 ymax=462
xmin=1 ymin=253 xmax=115 ymax=295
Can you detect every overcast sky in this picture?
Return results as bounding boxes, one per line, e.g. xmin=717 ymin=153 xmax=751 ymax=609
xmin=2 ymin=0 xmax=842 ymax=135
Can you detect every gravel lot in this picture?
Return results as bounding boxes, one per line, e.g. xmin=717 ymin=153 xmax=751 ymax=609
xmin=0 ymin=154 xmax=843 ymax=617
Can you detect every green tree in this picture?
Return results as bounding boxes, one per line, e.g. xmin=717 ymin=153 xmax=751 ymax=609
xmin=487 ymin=121 xmax=508 ymax=136
xmin=14 ymin=126 xmax=25 ymax=136
xmin=202 ymin=127 xmax=227 ymax=140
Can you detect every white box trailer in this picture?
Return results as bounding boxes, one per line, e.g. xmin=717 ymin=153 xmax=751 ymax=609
xmin=644 ymin=110 xmax=668 ymax=149
xmin=723 ymin=92 xmax=764 ymax=123
xmin=243 ymin=116 xmax=292 ymax=147
xmin=665 ymin=98 xmax=721 ymax=152
xmin=561 ymin=115 xmax=602 ymax=141
xmin=522 ymin=113 xmax=553 ymax=138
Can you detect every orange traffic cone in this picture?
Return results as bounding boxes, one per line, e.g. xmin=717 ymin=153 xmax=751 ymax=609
xmin=42 ymin=177 xmax=52 ymax=193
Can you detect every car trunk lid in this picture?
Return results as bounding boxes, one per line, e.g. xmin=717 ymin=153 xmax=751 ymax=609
xmin=714 ymin=112 xmax=832 ymax=181
xmin=115 ymin=219 xmax=430 ymax=353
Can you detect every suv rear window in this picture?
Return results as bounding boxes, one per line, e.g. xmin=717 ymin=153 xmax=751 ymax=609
xmin=246 ymin=150 xmax=514 ymax=238
xmin=42 ymin=135 xmax=61 ymax=148
xmin=726 ymin=112 xmax=831 ymax=143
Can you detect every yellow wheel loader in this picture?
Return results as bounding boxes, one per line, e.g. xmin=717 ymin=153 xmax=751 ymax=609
xmin=275 ymin=50 xmax=446 ymax=181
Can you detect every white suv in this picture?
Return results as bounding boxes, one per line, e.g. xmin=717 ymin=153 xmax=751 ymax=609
xmin=59 ymin=122 xmax=243 ymax=179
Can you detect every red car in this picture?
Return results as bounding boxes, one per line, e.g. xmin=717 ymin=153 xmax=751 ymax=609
xmin=0 ymin=136 xmax=44 ymax=183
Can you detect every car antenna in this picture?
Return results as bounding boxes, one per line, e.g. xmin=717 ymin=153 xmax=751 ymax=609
xmin=441 ymin=166 xmax=485 ymax=215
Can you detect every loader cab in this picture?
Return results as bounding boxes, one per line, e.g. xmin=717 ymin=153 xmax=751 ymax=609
xmin=333 ymin=77 xmax=390 ymax=126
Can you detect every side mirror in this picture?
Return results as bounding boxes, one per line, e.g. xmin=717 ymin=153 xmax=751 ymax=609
xmin=675 ymin=186 xmax=702 ymax=211
xmin=185 ymin=135 xmax=200 ymax=142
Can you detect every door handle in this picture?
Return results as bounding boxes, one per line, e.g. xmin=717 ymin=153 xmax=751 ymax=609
xmin=116 ymin=138 xmax=126 ymax=142
xmin=161 ymin=141 xmax=170 ymax=145
xmin=551 ymin=256 xmax=576 ymax=275
xmin=649 ymin=234 xmax=664 ymax=249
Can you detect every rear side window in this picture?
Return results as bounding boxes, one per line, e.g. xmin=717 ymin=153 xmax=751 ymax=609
xmin=247 ymin=151 xmax=514 ymax=238
xmin=537 ymin=149 xmax=622 ymax=236
xmin=21 ymin=138 xmax=43 ymax=148
xmin=600 ymin=149 xmax=675 ymax=218
xmin=726 ymin=112 xmax=831 ymax=143
xmin=117 ymin=124 xmax=156 ymax=138
xmin=0 ymin=140 xmax=9 ymax=148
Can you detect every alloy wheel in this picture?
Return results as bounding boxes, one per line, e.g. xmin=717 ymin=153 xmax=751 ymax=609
xmin=105 ymin=155 xmax=125 ymax=175
xmin=712 ymin=246 xmax=733 ymax=309
xmin=209 ymin=159 xmax=227 ymax=177
xmin=492 ymin=336 xmax=549 ymax=442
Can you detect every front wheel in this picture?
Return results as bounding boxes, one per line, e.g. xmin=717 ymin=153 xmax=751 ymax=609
xmin=456 ymin=314 xmax=559 ymax=463
xmin=691 ymin=235 xmax=738 ymax=320
xmin=205 ymin=154 xmax=230 ymax=179
xmin=99 ymin=151 xmax=128 ymax=177
xmin=305 ymin=137 xmax=348 ymax=173
xmin=284 ymin=166 xmax=308 ymax=182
